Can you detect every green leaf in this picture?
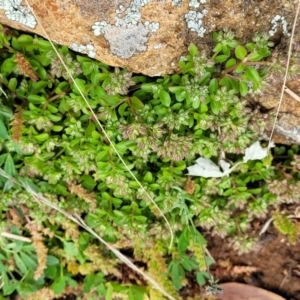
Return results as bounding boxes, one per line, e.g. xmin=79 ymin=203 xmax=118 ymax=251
xmin=3 ymin=179 xmax=13 ymax=192
xmin=210 ymin=99 xmax=221 ymax=115
xmin=55 ymin=81 xmax=69 ymax=94
xmin=235 ymin=45 xmax=247 ymax=60
xmin=46 ymin=255 xmax=60 ymax=266
xmin=131 ymin=96 xmax=144 ymax=109
xmin=14 ymin=253 xmax=28 ymax=274
xmin=178 ymin=230 xmax=189 ymax=251
xmin=20 ymin=252 xmax=38 ymax=271
xmin=188 ymin=43 xmax=198 ymax=56
xmin=129 ymin=285 xmax=145 ymax=300
xmin=154 ymin=105 xmax=168 ymax=115
xmin=159 ymin=90 xmax=171 ymax=107
xmin=83 ymin=274 xmax=96 ymax=292
xmin=45 ymin=265 xmax=58 ymax=279
xmin=8 ymin=78 xmax=17 ymax=91
xmin=0 ymin=105 xmax=13 ymax=118
xmin=51 ymin=125 xmax=63 ymax=132
xmin=65 ymin=276 xmax=78 ymax=287
xmin=141 ymin=83 xmax=156 ymax=93
xmin=169 ymin=86 xmax=183 ymax=94
xmin=118 ymin=102 xmax=128 ymax=116
xmin=198 ymin=72 xmax=211 ymax=85
xmin=248 ymin=51 xmax=264 ymax=61
xmin=180 ymin=255 xmax=194 ymax=271
xmin=72 ymin=78 xmax=86 ymax=94
xmin=32 ymin=81 xmax=48 ymax=93
xmin=213 ymin=42 xmax=223 ymax=53
xmin=48 ymin=114 xmax=62 ymax=122
xmin=28 ymin=95 xmax=46 ymax=104
xmin=11 ymin=37 xmax=22 ymax=51
xmin=244 ymin=66 xmax=261 ymax=84
xmin=46 ymin=104 xmax=58 ymax=114
xmin=170 ymin=262 xmax=182 ymax=290
xmin=36 ymin=39 xmax=53 ymax=51
xmin=80 ymin=174 xmax=96 ymax=190
xmin=2 ymin=271 xmax=18 ymax=295
xmin=2 ymin=58 xmax=17 ymax=74
xmin=17 ymin=34 xmax=34 ymax=46
xmin=235 ymin=63 xmax=245 ymax=73
xmin=0 ymin=154 xmax=8 ymax=166
xmin=63 ymin=242 xmax=79 ymax=258
xmin=36 ymin=67 xmax=48 ymax=80
xmin=196 ymin=271 xmax=207 ymax=285
xmin=4 ymin=154 xmax=15 ymax=176
xmin=249 ymin=49 xmax=270 ymax=61
xmin=246 ymin=43 xmax=255 ymax=52
xmin=219 ymin=77 xmax=231 ymax=90
xmin=225 ymin=58 xmax=236 ymax=69
xmin=51 ymin=276 xmax=66 ymax=295
xmin=214 ymin=55 xmax=229 ymax=63
xmin=35 ymin=133 xmax=49 ymax=142
xmin=239 ymin=82 xmax=248 ymax=96
xmin=209 ymin=78 xmax=218 ymax=93
xmin=0 ymin=119 xmax=8 ymax=139
xmin=105 ymin=282 xmax=113 ymax=300
xmin=143 ymin=171 xmax=153 ymax=183
xmin=91 ymin=72 xmax=109 ymax=84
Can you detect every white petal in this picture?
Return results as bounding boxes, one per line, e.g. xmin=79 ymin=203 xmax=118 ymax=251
xmin=243 ymin=141 xmax=268 ymax=162
xmin=187 ymin=157 xmax=226 ymax=178
xmin=220 ymin=160 xmax=231 ymax=172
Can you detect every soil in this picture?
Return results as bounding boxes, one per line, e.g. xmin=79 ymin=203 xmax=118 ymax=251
xmin=55 ymin=218 xmax=300 ymax=300
xmin=200 ymin=223 xmax=300 ymax=300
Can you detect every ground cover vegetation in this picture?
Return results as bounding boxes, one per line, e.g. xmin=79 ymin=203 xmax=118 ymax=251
xmin=0 ymin=23 xmax=300 ymax=299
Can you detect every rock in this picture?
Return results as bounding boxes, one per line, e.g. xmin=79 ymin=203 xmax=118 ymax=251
xmin=0 ymin=0 xmax=298 ymax=76
xmin=217 ymin=282 xmax=286 ymax=300
xmin=252 ymin=53 xmax=300 ymax=145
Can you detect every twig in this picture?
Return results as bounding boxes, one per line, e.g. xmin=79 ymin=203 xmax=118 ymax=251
xmin=284 ymin=85 xmax=300 ymax=103
xmin=0 ymin=86 xmax=8 ymax=98
xmin=1 ymin=232 xmax=31 ymax=242
xmin=278 ymin=268 xmax=291 ymax=290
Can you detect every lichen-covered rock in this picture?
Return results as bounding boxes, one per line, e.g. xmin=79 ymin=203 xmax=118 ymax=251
xmin=256 ymin=76 xmax=300 ymax=145
xmin=0 ymin=0 xmax=298 ymax=76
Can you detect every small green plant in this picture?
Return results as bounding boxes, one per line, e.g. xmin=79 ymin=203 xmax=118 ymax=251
xmin=1 ymin=22 xmax=300 ymax=299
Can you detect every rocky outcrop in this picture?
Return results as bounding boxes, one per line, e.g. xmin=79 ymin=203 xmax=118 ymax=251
xmin=0 ymin=0 xmax=298 ymax=76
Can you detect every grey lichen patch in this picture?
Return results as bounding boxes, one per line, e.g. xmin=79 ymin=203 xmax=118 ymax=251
xmin=104 ymin=23 xmax=149 ymax=59
xmin=269 ymin=15 xmax=290 ymax=37
xmin=172 ymin=0 xmax=183 ymax=7
xmin=92 ymin=0 xmax=160 ymax=59
xmin=189 ymin=0 xmax=206 ymax=8
xmin=0 ymin=0 xmax=37 ymax=28
xmin=275 ymin=124 xmax=300 ymax=143
xmin=69 ymin=43 xmax=96 ymax=58
xmin=153 ymin=43 xmax=165 ymax=49
xmin=185 ymin=9 xmax=208 ymax=37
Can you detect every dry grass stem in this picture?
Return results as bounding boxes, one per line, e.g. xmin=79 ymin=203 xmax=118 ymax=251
xmin=284 ymin=86 xmax=300 ymax=103
xmin=1 ymin=231 xmax=31 ymax=242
